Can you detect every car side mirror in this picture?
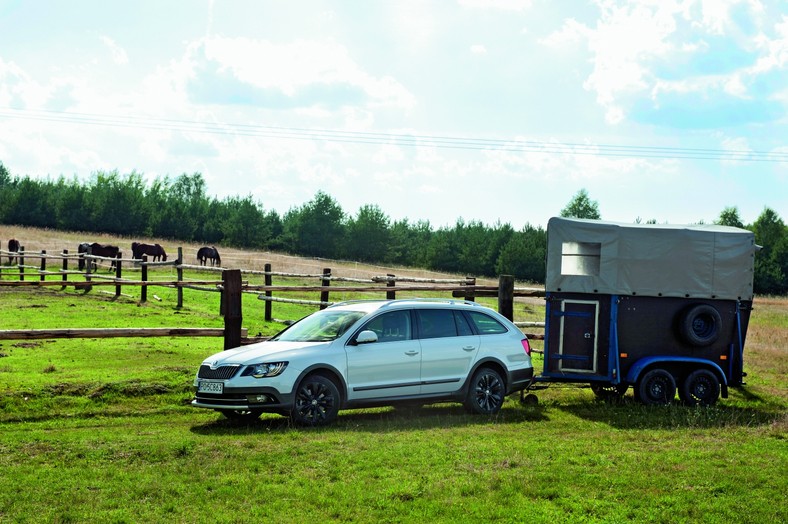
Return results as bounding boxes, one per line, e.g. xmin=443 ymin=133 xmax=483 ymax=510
xmin=354 ymin=330 xmax=378 ymax=345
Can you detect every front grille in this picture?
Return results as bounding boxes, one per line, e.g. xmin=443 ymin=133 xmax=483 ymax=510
xmin=198 ymin=364 xmax=241 ymax=380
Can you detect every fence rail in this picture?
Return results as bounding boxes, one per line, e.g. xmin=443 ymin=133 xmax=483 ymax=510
xmin=2 ymin=245 xmax=546 ymax=346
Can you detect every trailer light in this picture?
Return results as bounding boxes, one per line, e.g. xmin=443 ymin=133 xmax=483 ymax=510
xmin=719 ymin=355 xmax=728 ymax=360
xmin=620 ymin=353 xmax=628 ymax=358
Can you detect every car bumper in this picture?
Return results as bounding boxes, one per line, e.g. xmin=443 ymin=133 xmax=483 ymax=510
xmin=507 ymin=367 xmax=535 ymax=394
xmin=192 ymin=386 xmax=294 ymax=413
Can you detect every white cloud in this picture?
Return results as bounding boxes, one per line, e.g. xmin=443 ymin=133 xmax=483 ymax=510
xmin=751 ymin=15 xmax=788 ymax=73
xmin=458 ymin=0 xmax=533 ymax=11
xmin=470 ymin=44 xmax=488 ymax=55
xmin=100 ymin=36 xmax=129 ymax=65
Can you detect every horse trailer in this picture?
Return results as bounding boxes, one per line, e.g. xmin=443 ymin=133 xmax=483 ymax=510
xmin=529 ymin=217 xmax=759 ymax=406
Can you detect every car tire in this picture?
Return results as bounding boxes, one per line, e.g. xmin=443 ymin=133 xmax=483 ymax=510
xmin=637 ymin=368 xmax=676 ymax=405
xmin=290 ymin=374 xmax=341 ymax=427
xmin=464 ymin=367 xmax=505 ymax=415
xmin=679 ymin=304 xmax=722 ymax=347
xmin=679 ymin=369 xmax=720 ymax=407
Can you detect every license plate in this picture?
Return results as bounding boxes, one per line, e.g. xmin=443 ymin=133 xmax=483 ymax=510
xmin=198 ymin=381 xmax=224 ymax=394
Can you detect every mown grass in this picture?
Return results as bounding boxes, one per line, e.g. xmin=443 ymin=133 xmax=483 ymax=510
xmin=0 ymin=279 xmax=786 ymax=523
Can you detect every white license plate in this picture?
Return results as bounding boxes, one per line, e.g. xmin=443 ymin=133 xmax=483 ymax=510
xmin=198 ymin=381 xmax=224 ymax=394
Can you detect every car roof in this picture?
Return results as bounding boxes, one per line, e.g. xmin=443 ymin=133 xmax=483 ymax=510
xmin=327 ymin=298 xmax=490 ymax=314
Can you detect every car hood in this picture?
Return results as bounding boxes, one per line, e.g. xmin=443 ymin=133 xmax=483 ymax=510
xmin=200 ymin=340 xmax=331 ymax=366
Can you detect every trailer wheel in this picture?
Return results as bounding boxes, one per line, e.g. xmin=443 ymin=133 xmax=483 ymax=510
xmin=679 ymin=304 xmax=722 ymax=347
xmin=637 ymin=369 xmax=676 ymax=405
xmin=679 ymin=369 xmax=720 ymax=407
xmin=590 ymin=383 xmax=628 ymax=399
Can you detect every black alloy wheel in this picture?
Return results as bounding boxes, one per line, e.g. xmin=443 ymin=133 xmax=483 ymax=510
xmin=290 ymin=374 xmax=340 ymax=427
xmin=464 ymin=367 xmax=505 ymax=415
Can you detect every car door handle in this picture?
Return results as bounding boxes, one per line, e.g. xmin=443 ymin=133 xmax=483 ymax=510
xmin=404 ymin=350 xmax=419 ymax=356
xmin=463 ymin=346 xmax=477 ymax=351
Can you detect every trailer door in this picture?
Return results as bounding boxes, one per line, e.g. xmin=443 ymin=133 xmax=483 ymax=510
xmin=558 ymin=299 xmax=599 ymax=373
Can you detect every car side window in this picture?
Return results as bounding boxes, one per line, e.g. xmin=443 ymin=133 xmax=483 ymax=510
xmin=416 ymin=309 xmax=457 ymax=339
xmin=454 ymin=311 xmax=474 ymax=336
xmin=467 ymin=311 xmax=508 ymax=335
xmin=360 ymin=311 xmax=412 ymax=342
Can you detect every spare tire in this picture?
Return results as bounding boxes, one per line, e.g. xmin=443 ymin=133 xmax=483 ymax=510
xmin=679 ymin=304 xmax=722 ymax=347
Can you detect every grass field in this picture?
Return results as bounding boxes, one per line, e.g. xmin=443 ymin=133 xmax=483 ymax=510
xmin=0 ymin=227 xmax=786 ymax=523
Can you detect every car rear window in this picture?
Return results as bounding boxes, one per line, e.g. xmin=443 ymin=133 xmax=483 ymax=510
xmin=467 ymin=311 xmax=508 ymax=335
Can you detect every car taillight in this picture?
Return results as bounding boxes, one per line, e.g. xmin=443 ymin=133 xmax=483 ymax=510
xmin=521 ymin=338 xmax=531 ymax=356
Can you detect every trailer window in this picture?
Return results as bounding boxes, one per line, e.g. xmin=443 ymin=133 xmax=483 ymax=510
xmin=561 ymin=242 xmax=601 ymax=276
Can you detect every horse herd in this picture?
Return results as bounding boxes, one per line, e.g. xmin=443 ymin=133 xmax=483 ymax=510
xmin=5 ymin=239 xmax=221 ymax=270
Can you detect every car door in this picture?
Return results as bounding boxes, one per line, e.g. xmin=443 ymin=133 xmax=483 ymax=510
xmin=345 ymin=310 xmax=422 ymax=400
xmin=417 ymin=309 xmax=480 ymax=395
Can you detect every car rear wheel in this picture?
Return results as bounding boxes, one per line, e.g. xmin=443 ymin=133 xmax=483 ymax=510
xmin=464 ymin=367 xmax=505 ymax=415
xmin=290 ymin=374 xmax=340 ymax=427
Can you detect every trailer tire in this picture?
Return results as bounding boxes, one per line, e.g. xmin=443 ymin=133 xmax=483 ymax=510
xmin=590 ymin=383 xmax=628 ymax=399
xmin=637 ymin=368 xmax=676 ymax=405
xmin=679 ymin=369 xmax=720 ymax=407
xmin=679 ymin=304 xmax=722 ymax=347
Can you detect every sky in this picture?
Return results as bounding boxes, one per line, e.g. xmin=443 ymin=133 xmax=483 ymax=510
xmin=0 ymin=0 xmax=786 ymax=230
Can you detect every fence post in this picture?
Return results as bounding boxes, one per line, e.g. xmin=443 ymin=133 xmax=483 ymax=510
xmin=464 ymin=275 xmax=476 ymax=302
xmin=115 ymin=253 xmax=122 ymax=298
xmin=223 ymin=269 xmax=242 ymax=350
xmin=176 ymin=247 xmax=183 ymax=309
xmin=264 ymin=263 xmax=272 ymax=321
xmin=320 ymin=268 xmax=331 ymax=309
xmin=61 ymin=249 xmax=69 ymax=290
xmin=19 ymin=247 xmax=25 ymax=281
xmin=386 ymin=274 xmax=396 ymax=300
xmin=140 ymin=255 xmax=148 ymax=303
xmin=498 ymin=274 xmax=514 ymax=321
xmin=40 ymin=250 xmax=46 ymax=282
xmin=84 ymin=246 xmax=92 ymax=293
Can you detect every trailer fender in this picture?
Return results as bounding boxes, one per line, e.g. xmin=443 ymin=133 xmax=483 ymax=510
xmin=625 ymin=356 xmax=728 ymax=389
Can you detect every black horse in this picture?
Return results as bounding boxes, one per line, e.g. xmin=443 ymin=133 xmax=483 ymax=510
xmin=7 ymin=238 xmax=20 ymax=264
xmin=77 ymin=242 xmax=91 ymax=270
xmin=197 ymin=246 xmax=221 ymax=266
xmin=132 ymin=242 xmax=167 ymax=262
xmin=81 ymin=242 xmax=120 ymax=271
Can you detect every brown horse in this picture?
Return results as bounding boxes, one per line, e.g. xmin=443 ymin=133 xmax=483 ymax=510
xmin=132 ymin=242 xmax=167 ymax=262
xmin=7 ymin=239 xmax=20 ymax=264
xmin=197 ymin=246 xmax=221 ymax=266
xmin=86 ymin=243 xmax=120 ymax=271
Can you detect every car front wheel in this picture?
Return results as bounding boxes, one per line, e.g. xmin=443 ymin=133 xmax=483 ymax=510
xmin=464 ymin=367 xmax=505 ymax=415
xmin=290 ymin=374 xmax=341 ymax=427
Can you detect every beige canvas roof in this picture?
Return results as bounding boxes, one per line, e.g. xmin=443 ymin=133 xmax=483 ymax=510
xmin=545 ymin=217 xmax=757 ymax=301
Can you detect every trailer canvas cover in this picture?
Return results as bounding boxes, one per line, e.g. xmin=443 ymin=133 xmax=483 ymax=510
xmin=546 ymin=217 xmax=757 ymax=301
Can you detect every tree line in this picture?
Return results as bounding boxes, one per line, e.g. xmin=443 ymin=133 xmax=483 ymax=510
xmin=0 ymin=164 xmax=785 ymax=294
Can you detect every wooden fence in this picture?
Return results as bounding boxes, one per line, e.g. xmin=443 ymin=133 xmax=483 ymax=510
xmin=0 ymin=246 xmax=546 ymax=347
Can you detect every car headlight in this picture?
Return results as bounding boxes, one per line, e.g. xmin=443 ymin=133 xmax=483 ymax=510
xmin=242 ymin=362 xmax=288 ymax=378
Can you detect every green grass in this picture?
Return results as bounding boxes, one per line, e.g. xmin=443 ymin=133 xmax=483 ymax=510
xmin=0 ymin=283 xmax=786 ymax=523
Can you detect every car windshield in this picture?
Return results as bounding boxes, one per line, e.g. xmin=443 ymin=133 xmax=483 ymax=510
xmin=271 ymin=310 xmax=366 ymax=342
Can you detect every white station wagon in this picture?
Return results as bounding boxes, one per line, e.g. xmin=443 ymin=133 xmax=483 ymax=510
xmin=192 ymin=299 xmax=534 ymax=426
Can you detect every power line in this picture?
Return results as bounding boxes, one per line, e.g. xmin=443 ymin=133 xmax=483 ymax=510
xmin=1 ymin=107 xmax=787 ymax=163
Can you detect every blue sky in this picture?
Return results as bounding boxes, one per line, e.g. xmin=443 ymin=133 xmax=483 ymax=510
xmin=0 ymin=0 xmax=786 ymax=229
